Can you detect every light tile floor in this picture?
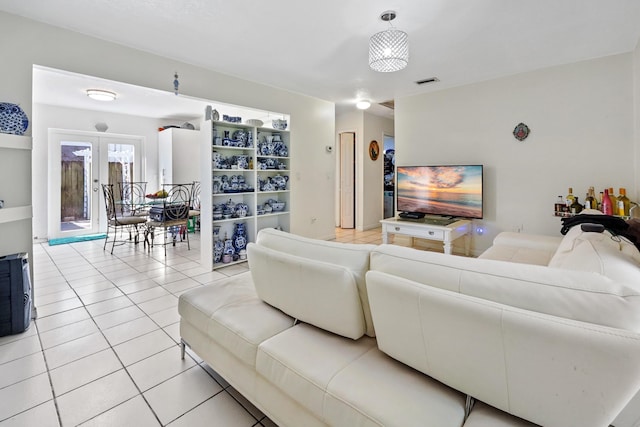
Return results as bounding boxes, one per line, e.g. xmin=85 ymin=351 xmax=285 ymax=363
xmin=0 ymin=227 xmax=380 ymax=426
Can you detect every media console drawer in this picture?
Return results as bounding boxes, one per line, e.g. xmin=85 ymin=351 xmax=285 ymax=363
xmin=380 ymin=218 xmax=471 ymax=256
xmin=391 ymin=224 xmax=444 ymax=240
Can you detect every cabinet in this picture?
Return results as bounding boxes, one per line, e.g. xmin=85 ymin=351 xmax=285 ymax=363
xmin=379 ymin=218 xmax=471 ymax=256
xmin=158 ymin=128 xmax=201 ymax=186
xmin=200 ymin=119 xmax=290 ymax=270
xmin=0 ymin=133 xmax=34 ymax=315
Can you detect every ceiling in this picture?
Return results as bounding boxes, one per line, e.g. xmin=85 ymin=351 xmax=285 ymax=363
xmin=4 ymin=0 xmax=640 ymax=120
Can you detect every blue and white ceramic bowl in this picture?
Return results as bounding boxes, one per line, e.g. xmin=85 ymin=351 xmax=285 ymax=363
xmin=272 ymin=119 xmax=288 ymax=130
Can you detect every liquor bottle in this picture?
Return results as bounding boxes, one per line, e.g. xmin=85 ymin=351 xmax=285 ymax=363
xmin=601 ymin=189 xmax=613 ymax=215
xmin=609 ymin=188 xmax=617 ymax=210
xmin=584 ymin=187 xmax=597 ymax=210
xmin=570 ymin=197 xmax=583 ymax=214
xmin=566 ymin=188 xmax=576 ymax=206
xmin=617 ymin=188 xmax=631 ymax=217
xmin=599 ymin=192 xmax=604 ymax=211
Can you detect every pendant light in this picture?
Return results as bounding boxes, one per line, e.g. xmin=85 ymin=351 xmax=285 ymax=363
xmin=369 ymin=10 xmax=409 ymax=73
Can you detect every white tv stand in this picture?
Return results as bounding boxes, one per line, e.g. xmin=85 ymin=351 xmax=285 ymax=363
xmin=380 ymin=217 xmax=471 ymax=256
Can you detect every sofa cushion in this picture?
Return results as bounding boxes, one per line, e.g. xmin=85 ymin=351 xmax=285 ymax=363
xmin=370 ymin=244 xmax=640 ymax=332
xmin=256 ymin=323 xmax=376 ymax=420
xmin=479 ymin=232 xmax=561 ymax=265
xmin=255 ymin=228 xmax=377 ymax=337
xmin=178 ymin=272 xmax=294 ymax=366
xmin=325 ymin=346 xmax=467 ymax=427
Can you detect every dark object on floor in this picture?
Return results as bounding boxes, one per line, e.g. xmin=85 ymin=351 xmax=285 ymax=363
xmin=0 ymin=253 xmax=32 ymax=337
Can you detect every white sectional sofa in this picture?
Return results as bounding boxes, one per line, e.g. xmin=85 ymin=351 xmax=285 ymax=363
xmin=178 ymin=225 xmax=640 ymax=427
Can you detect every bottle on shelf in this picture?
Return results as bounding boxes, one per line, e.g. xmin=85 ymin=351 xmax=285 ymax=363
xmin=608 ymin=188 xmax=617 ymax=210
xmin=554 ymin=195 xmax=566 ymax=216
xmin=617 ymin=188 xmax=631 ymax=217
xmin=601 ymin=188 xmax=613 ymax=215
xmin=584 ymin=187 xmax=597 ymax=210
xmin=570 ymin=197 xmax=583 ymax=214
xmin=566 ymin=188 xmax=576 ymax=207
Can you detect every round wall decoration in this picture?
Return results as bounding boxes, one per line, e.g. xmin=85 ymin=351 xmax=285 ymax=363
xmin=513 ymin=122 xmax=530 ymax=141
xmin=369 ymin=140 xmax=380 ymax=160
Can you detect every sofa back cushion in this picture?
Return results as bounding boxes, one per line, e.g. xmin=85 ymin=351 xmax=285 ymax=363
xmin=255 ymin=228 xmax=377 ymax=337
xmin=370 ymin=244 xmax=640 ymax=332
xmin=366 ymin=270 xmax=640 ymax=427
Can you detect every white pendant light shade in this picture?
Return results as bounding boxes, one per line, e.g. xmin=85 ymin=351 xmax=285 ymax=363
xmin=369 ymin=11 xmax=408 ymax=72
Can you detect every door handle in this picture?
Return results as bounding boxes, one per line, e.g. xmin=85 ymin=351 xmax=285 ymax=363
xmin=93 ymin=187 xmax=98 ymax=192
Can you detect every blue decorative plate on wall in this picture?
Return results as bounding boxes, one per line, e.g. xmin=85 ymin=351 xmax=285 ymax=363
xmin=0 ymin=102 xmax=29 ymax=135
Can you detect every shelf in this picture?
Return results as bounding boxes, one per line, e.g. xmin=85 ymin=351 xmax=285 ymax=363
xmin=0 ymin=134 xmax=31 ymax=150
xmin=213 ymin=216 xmax=254 ymax=224
xmin=0 ymin=206 xmax=32 ymax=224
xmin=212 ymin=259 xmax=248 ymax=270
xmin=212 ymin=145 xmax=254 ymax=151
xmin=257 ymin=127 xmax=290 ymax=134
xmin=213 ymin=121 xmax=253 ymax=130
xmin=258 ymin=190 xmax=290 ymax=195
xmin=257 ymin=212 xmax=289 ymax=218
xmin=212 ymin=168 xmax=254 ymax=172
xmin=213 ymin=191 xmax=255 ymax=197
xmin=256 ymin=155 xmax=290 ymax=160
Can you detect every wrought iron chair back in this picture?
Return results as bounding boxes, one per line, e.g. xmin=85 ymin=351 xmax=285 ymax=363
xmin=145 ymin=183 xmax=193 ymax=256
xmin=118 ymin=181 xmax=148 ymax=216
xmin=101 ymin=184 xmax=147 ymax=254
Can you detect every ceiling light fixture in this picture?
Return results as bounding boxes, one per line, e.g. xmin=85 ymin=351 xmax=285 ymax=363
xmin=356 ymin=100 xmax=371 ymax=110
xmin=86 ymin=89 xmax=117 ymax=101
xmin=369 ymin=10 xmax=409 ymax=72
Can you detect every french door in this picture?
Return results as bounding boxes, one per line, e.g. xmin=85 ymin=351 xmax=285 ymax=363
xmin=48 ymin=130 xmax=143 ymax=240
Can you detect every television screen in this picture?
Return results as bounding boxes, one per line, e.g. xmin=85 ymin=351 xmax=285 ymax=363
xmin=396 ymin=165 xmax=483 ymax=219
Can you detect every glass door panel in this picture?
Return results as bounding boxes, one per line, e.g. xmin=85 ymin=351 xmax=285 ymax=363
xmin=60 ymin=141 xmax=95 ymax=233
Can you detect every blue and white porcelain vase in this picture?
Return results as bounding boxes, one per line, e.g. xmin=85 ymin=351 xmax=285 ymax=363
xmin=222 ymin=233 xmax=235 ymax=263
xmin=0 ymin=103 xmax=29 ymax=135
xmin=232 ymin=222 xmax=248 ymax=254
xmin=213 ymin=226 xmax=224 ymax=264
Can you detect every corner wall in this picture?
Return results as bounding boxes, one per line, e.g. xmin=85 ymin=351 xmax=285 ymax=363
xmin=335 ymin=110 xmax=394 ymax=230
xmin=396 ymin=53 xmax=635 ymax=253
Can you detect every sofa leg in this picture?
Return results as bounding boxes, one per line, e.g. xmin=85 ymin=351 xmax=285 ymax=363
xmin=464 ymin=395 xmax=475 ymax=421
xmin=180 ymin=339 xmax=186 ymax=360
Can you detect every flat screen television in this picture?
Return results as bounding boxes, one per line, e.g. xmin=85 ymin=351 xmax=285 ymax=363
xmin=396 ymin=165 xmax=483 ymax=219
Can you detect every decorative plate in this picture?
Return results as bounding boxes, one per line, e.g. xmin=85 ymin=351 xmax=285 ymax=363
xmin=0 ymin=102 xmax=29 ymax=135
xmin=513 ymin=122 xmax=530 ymax=141
xmin=369 ymin=140 xmax=380 ymax=160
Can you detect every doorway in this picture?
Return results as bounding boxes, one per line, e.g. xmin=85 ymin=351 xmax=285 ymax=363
xmin=383 ymin=134 xmax=395 ymax=219
xmin=339 ymin=132 xmax=356 ymax=229
xmin=48 ymin=130 xmax=143 ymax=239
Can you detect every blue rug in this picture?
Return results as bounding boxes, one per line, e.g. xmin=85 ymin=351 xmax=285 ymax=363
xmin=48 ymin=233 xmax=107 ymax=246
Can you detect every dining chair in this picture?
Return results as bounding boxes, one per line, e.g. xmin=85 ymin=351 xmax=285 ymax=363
xmin=118 ymin=181 xmax=148 ymax=217
xmin=188 ymin=181 xmax=201 ymax=233
xmin=145 ymin=183 xmax=193 ymax=256
xmin=101 ymin=184 xmax=148 ymax=254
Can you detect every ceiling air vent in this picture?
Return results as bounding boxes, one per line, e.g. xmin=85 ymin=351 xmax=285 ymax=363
xmin=379 ymin=100 xmax=395 ymax=110
xmin=416 ymin=77 xmax=440 ymax=85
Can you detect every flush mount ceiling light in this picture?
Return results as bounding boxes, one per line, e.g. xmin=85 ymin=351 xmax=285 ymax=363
xmin=356 ymin=100 xmax=371 ymax=110
xmin=86 ymin=89 xmax=117 ymax=101
xmin=369 ymin=10 xmax=409 ymax=72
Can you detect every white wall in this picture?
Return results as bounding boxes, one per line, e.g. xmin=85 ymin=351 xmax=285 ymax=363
xmin=362 ymin=112 xmax=394 ymax=230
xmin=0 ymin=11 xmax=336 ymax=245
xmin=396 ymin=53 xmax=636 ymax=253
